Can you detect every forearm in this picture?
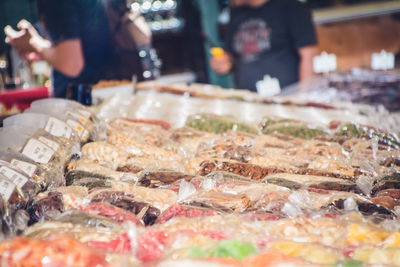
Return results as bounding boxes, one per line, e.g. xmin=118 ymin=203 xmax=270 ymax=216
xmin=30 ymin=36 xmax=84 ymax=78
xmin=298 ymin=46 xmax=318 ymax=82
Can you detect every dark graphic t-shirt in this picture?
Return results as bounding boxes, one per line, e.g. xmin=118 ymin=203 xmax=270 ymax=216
xmin=224 ymin=0 xmax=317 ymax=91
xmin=39 ymin=0 xmax=112 ymax=97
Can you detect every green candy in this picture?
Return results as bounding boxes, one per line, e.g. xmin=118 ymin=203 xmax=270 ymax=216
xmin=187 ymin=240 xmax=257 ymax=261
xmin=334 ymin=259 xmax=364 ymax=267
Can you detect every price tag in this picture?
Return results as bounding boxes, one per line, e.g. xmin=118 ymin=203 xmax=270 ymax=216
xmin=371 ymin=50 xmax=395 ymax=71
xmin=256 ymin=75 xmax=281 ymax=97
xmin=45 ymin=117 xmax=72 ymax=139
xmin=67 ymin=119 xmax=85 ymax=137
xmin=66 ymin=111 xmax=87 ymax=124
xmin=77 ymin=109 xmax=91 ymax=120
xmin=10 ymin=159 xmax=37 ymax=178
xmin=0 ymin=178 xmax=16 ymax=201
xmin=313 ymin=52 xmax=337 ymax=74
xmin=22 ymin=138 xmax=54 ymax=164
xmin=38 ymin=136 xmax=60 ymax=152
xmin=0 ymin=166 xmax=28 ymax=188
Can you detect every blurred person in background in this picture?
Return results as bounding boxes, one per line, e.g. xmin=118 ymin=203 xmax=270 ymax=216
xmin=5 ymin=0 xmax=145 ymax=97
xmin=211 ymin=0 xmax=318 ymax=92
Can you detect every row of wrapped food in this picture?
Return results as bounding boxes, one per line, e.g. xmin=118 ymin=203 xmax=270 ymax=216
xmin=0 ymin=98 xmax=399 ymax=266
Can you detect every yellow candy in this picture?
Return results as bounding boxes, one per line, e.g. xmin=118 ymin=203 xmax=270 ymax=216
xmin=210 ymin=47 xmax=224 ymax=58
xmin=346 ymin=224 xmax=389 ymax=245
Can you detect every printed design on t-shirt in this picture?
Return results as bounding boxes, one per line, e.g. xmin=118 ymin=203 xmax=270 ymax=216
xmin=233 ymin=18 xmax=271 ymax=62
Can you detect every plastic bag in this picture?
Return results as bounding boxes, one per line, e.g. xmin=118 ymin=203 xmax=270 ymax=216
xmin=156 ymin=205 xmax=221 ymax=224
xmin=0 ymin=236 xmax=109 ymax=267
xmin=3 ymin=112 xmax=81 ymax=146
xmin=89 ymin=189 xmax=161 ymax=226
xmin=0 ymin=160 xmax=41 ymax=198
xmin=0 ymin=149 xmax=64 ymax=190
xmin=185 ymin=113 xmax=259 ymax=135
xmin=137 ymin=170 xmax=194 ymax=188
xmin=260 ymin=116 xmax=328 ymax=140
xmin=27 ymin=191 xmax=65 ymax=224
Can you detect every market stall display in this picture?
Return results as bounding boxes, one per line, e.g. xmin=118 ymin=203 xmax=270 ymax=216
xmin=0 ymin=94 xmax=400 ymax=266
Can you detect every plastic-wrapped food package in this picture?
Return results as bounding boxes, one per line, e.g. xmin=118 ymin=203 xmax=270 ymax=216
xmin=0 ymin=149 xmax=64 ymax=190
xmin=89 ymin=189 xmax=161 ymax=225
xmin=23 ymin=221 xmax=125 ymax=243
xmin=1 ymin=125 xmax=77 ymax=163
xmin=27 ymin=191 xmax=65 ymax=224
xmin=260 ymin=117 xmax=328 ymax=140
xmin=0 ymin=129 xmax=66 ymax=172
xmin=54 ymin=209 xmax=122 ymax=230
xmin=242 ymin=250 xmax=311 ymax=267
xmin=3 ymin=112 xmax=81 ymax=148
xmin=65 ymin=169 xmax=118 ymax=190
xmin=195 ymin=141 xmax=262 ymax=163
xmin=109 ymin=118 xmax=170 ymax=147
xmin=185 ymin=113 xmax=259 ymax=135
xmin=0 ymin=236 xmax=109 ymax=267
xmin=0 ymin=160 xmax=40 ymax=198
xmin=137 ymin=170 xmax=194 ymax=188
xmin=0 ymin=174 xmax=28 ymax=212
xmin=266 ymin=240 xmax=343 ymax=264
xmin=157 ymin=259 xmax=239 ymax=267
xmin=182 ymin=190 xmax=251 ymax=213
xmin=332 ymin=121 xmax=400 ymax=150
xmin=80 ymin=202 xmax=144 ymax=226
xmin=81 ymin=142 xmax=130 ymax=167
xmin=108 ymin=131 xmax=184 ymax=162
xmin=68 ymin=159 xmax=139 ymax=182
xmin=351 ymin=246 xmax=400 ymax=265
xmin=111 ymin=182 xmax=178 ymax=212
xmin=156 ymin=205 xmax=221 ymax=224
xmin=197 ymin=159 xmax=283 ymax=181
xmin=264 ymin=173 xmax=358 ymax=192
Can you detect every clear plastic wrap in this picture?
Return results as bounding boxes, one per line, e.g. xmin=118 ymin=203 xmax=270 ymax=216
xmin=65 ymin=169 xmax=117 ymax=190
xmin=0 ymin=130 xmax=66 ymax=173
xmin=137 ymin=170 xmax=194 ymax=188
xmin=54 ymin=209 xmax=122 ymax=230
xmin=260 ymin=116 xmax=329 ymax=140
xmin=89 ymin=189 xmax=161 ymax=226
xmin=185 ymin=113 xmax=260 ymax=135
xmin=27 ymin=191 xmax=65 ymax=224
xmin=0 ymin=160 xmax=40 ymax=198
xmin=156 ymin=205 xmax=221 ymax=224
xmin=0 ymin=149 xmax=64 ymax=190
xmin=3 ymin=112 xmax=81 ymax=146
xmin=0 ymin=236 xmax=109 ymax=267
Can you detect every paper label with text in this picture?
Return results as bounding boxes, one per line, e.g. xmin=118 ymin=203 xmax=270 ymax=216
xmin=0 ymin=166 xmax=28 ymax=188
xmin=10 ymin=159 xmax=37 ymax=178
xmin=44 ymin=117 xmax=72 ymax=139
xmin=38 ymin=136 xmax=60 ymax=152
xmin=22 ymin=138 xmax=54 ymax=164
xmin=0 ymin=178 xmax=16 ymax=201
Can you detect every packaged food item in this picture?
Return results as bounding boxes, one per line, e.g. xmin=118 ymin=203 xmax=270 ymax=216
xmin=27 ymin=191 xmax=65 ymax=224
xmin=81 ymin=142 xmax=130 ymax=167
xmin=111 ymin=182 xmax=178 ymax=212
xmin=243 ymin=250 xmax=311 ymax=267
xmin=89 ymin=190 xmax=161 ymax=225
xmin=123 ymin=117 xmax=171 ymax=130
xmin=0 ymin=160 xmax=40 ymax=197
xmin=0 ymin=149 xmax=64 ymax=190
xmin=23 ymin=221 xmax=125 ymax=243
xmin=260 ymin=117 xmax=328 ymax=140
xmin=156 ymin=205 xmax=220 ymax=224
xmin=137 ymin=170 xmax=194 ymax=188
xmin=0 ymin=236 xmax=109 ymax=267
xmin=65 ymin=170 xmax=116 ymax=190
xmin=185 ymin=113 xmax=259 ymax=135
xmin=80 ymin=202 xmax=144 ymax=226
xmin=0 ymin=174 xmax=28 ymax=212
xmin=55 ymin=209 xmax=122 ymax=230
xmin=3 ymin=112 xmax=81 ymax=147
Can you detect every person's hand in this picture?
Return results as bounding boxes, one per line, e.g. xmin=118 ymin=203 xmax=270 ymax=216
xmin=4 ymin=20 xmax=40 ymax=55
xmin=210 ymin=48 xmax=233 ymax=75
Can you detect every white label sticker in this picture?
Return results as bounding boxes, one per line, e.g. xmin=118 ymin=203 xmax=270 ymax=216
xmin=67 ymin=119 xmax=85 ymax=137
xmin=22 ymin=138 xmax=54 ymax=164
xmin=44 ymin=117 xmax=72 ymax=139
xmin=38 ymin=136 xmax=60 ymax=152
xmin=0 ymin=166 xmax=28 ymax=188
xmin=313 ymin=52 xmax=337 ymax=74
xmin=66 ymin=111 xmax=87 ymax=125
xmin=77 ymin=109 xmax=91 ymax=120
xmin=0 ymin=178 xmax=16 ymax=201
xmin=256 ymin=75 xmax=281 ymax=97
xmin=371 ymin=50 xmax=395 ymax=71
xmin=10 ymin=159 xmax=37 ymax=178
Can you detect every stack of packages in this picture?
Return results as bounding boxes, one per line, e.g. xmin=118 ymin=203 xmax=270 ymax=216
xmin=0 ymin=98 xmax=400 ymax=267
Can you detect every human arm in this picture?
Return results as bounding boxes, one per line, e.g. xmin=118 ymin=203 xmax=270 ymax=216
xmin=5 ymin=20 xmax=84 ymax=78
xmin=298 ymin=45 xmax=318 ymax=82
